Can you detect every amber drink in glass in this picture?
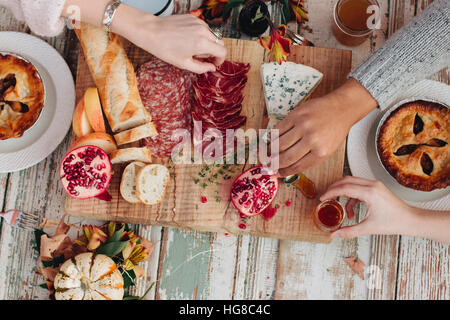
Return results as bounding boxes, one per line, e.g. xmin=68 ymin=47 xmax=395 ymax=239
xmin=312 ymin=200 xmax=346 ymax=232
xmin=333 ymin=0 xmax=379 ymax=46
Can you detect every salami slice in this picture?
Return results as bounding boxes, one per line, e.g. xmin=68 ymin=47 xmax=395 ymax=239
xmin=136 ymin=57 xmax=192 ymax=158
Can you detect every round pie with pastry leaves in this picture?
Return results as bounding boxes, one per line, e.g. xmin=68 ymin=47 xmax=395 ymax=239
xmin=377 ymin=100 xmax=450 ymax=191
xmin=0 ymin=53 xmax=45 ymax=140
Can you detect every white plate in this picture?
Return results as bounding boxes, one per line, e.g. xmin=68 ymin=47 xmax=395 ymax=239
xmin=347 ymin=80 xmax=450 ymax=210
xmin=0 ymin=32 xmax=75 ymax=173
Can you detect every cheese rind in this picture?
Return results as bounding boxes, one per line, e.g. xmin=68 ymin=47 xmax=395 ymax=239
xmin=261 ymin=62 xmax=323 ymax=128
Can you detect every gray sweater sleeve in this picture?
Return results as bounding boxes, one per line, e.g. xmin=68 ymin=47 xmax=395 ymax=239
xmin=349 ymin=0 xmax=450 ymax=110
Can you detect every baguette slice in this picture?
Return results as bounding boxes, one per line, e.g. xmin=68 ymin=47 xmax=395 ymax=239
xmin=136 ymin=164 xmax=170 ymax=206
xmin=110 ymin=147 xmax=152 ymax=165
xmin=114 ymin=122 xmax=158 ymax=146
xmin=120 ymin=161 xmax=146 ymax=204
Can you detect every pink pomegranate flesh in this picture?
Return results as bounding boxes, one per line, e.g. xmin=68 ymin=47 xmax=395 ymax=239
xmin=60 ymin=145 xmax=112 ymax=201
xmin=230 ymin=166 xmax=279 ymax=217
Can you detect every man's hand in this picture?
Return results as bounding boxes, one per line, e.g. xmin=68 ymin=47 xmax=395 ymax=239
xmin=272 ymin=79 xmax=378 ymax=177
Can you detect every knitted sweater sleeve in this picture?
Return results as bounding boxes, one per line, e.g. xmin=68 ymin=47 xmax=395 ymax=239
xmin=0 ymin=0 xmax=67 ymax=37
xmin=349 ymin=0 xmax=450 ymax=110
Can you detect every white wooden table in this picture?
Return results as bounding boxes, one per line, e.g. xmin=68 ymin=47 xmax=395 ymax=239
xmin=0 ymin=0 xmax=448 ymax=300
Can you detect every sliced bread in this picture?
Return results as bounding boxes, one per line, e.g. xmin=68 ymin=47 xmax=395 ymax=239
xmin=120 ymin=161 xmax=146 ymax=204
xmin=110 ymin=147 xmax=152 ymax=165
xmin=136 ymin=164 xmax=170 ymax=206
xmin=114 ymin=122 xmax=158 ymax=146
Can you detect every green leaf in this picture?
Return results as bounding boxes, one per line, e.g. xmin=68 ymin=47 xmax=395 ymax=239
xmin=222 ymin=0 xmax=245 ymax=19
xmin=96 ymin=240 xmax=129 ymax=257
xmin=280 ymin=0 xmax=292 ymax=24
xmin=33 ymin=229 xmax=47 ymax=253
xmin=121 ymin=268 xmax=136 ymax=289
xmin=107 ymin=225 xmax=125 ymax=243
xmin=139 ymin=282 xmax=156 ymax=300
xmin=123 ymin=295 xmax=140 ymax=300
xmin=41 ymin=254 xmax=66 ymax=268
xmin=38 ymin=283 xmax=48 ymax=289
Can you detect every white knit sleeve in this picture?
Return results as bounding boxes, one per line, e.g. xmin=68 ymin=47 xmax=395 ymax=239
xmin=349 ymin=0 xmax=450 ymax=110
xmin=19 ymin=0 xmax=67 ymax=37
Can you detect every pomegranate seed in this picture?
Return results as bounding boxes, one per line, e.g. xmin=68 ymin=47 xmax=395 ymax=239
xmin=238 ymin=223 xmax=246 ymax=230
xmin=201 ymin=196 xmax=207 ymax=203
xmin=285 ymin=200 xmax=292 ymax=207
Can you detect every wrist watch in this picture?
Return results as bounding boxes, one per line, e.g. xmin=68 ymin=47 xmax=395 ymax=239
xmin=102 ymin=0 xmax=122 ymax=32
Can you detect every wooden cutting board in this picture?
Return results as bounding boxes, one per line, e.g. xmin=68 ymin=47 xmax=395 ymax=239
xmin=65 ymin=38 xmax=351 ymax=243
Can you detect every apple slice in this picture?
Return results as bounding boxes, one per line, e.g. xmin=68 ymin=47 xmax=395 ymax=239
xmin=72 ymin=96 xmax=94 ymax=138
xmin=83 ymin=88 xmax=106 ymax=132
xmin=69 ymin=132 xmax=117 ymax=154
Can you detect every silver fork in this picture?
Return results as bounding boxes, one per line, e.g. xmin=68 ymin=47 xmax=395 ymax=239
xmin=285 ymin=28 xmax=315 ymax=47
xmin=0 ymin=209 xmax=40 ymax=231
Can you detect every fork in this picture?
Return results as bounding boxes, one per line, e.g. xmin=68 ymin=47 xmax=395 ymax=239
xmin=0 ymin=209 xmax=40 ymax=231
xmin=285 ymin=28 xmax=315 ymax=47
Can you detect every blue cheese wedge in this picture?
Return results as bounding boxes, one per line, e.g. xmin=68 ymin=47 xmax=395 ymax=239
xmin=261 ymin=62 xmax=323 ymax=129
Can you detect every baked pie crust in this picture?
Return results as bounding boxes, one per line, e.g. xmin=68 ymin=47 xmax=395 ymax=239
xmin=0 ymin=53 xmax=45 ymax=140
xmin=377 ymin=100 xmax=450 ymax=191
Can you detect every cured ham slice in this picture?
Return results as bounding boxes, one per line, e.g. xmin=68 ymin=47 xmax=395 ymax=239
xmin=192 ymin=60 xmax=250 ymax=158
xmin=216 ymin=61 xmax=250 ymax=77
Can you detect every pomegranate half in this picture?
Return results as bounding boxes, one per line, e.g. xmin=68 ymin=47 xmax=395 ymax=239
xmin=60 ymin=145 xmax=112 ymax=201
xmin=230 ymin=166 xmax=279 ymax=217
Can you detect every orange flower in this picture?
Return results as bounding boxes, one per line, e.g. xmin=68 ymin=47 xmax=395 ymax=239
xmin=189 ymin=8 xmax=205 ymax=20
xmin=258 ymin=25 xmax=292 ymax=64
xmin=289 ymin=0 xmax=309 ymax=24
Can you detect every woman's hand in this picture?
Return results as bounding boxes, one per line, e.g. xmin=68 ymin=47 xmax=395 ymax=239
xmin=320 ymin=176 xmax=418 ymax=239
xmin=271 ymin=79 xmax=378 ymax=177
xmin=321 ymin=177 xmax=450 ymax=244
xmin=114 ymin=10 xmax=227 ymax=73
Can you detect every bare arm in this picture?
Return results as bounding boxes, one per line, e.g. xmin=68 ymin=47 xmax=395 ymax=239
xmin=321 ymin=176 xmax=450 ymax=245
xmin=408 ymin=208 xmax=450 ymax=245
xmin=61 ymin=0 xmax=226 ymax=73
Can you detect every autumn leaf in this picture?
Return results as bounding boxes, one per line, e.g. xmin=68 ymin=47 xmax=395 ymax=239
xmin=344 ymin=257 xmax=365 ymax=280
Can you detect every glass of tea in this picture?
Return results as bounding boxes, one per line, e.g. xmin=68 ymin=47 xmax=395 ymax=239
xmin=332 ymin=0 xmax=380 ymax=46
xmin=312 ymin=200 xmax=346 ymax=233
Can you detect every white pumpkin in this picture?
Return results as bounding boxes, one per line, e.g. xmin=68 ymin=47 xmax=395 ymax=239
xmin=54 ymin=252 xmax=124 ymax=300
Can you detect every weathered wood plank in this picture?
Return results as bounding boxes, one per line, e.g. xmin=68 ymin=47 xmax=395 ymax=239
xmin=274 ymin=0 xmax=394 ymax=300
xmin=395 ymin=0 xmax=450 ymax=300
xmin=156 ymin=229 xmax=237 ymax=300
xmin=396 ymin=237 xmax=449 ymax=300
xmin=233 ymin=236 xmax=279 ymax=300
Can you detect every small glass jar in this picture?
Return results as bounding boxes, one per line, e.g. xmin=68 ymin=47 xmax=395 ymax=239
xmin=312 ymin=200 xmax=346 ymax=233
xmin=332 ymin=0 xmax=379 ymax=47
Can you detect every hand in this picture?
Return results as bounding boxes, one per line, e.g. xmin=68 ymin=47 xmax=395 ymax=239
xmin=271 ymin=79 xmax=378 ymax=177
xmin=116 ymin=11 xmax=227 ymax=73
xmin=320 ymin=176 xmax=417 ymax=238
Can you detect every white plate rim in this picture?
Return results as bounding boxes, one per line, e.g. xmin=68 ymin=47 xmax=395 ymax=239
xmin=0 ymin=31 xmax=75 ymax=173
xmin=347 ymin=79 xmax=450 ymax=210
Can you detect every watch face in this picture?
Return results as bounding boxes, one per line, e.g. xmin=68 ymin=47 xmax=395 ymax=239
xmin=122 ymin=0 xmax=173 ymax=15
